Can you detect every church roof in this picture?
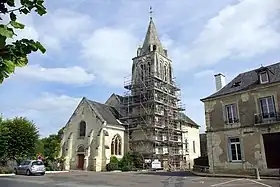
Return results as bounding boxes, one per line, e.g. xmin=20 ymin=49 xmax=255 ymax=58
xmin=140 ymin=19 xmax=165 ymax=56
xmin=85 ymin=98 xmax=122 ymax=126
xmin=178 ymin=113 xmax=200 ymax=128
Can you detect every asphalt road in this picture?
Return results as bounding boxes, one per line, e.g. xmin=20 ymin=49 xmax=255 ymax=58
xmin=0 ymin=171 xmax=279 ymax=187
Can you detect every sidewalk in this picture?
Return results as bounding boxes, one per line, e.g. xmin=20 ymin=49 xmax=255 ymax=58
xmin=190 ymin=170 xmax=280 ymax=180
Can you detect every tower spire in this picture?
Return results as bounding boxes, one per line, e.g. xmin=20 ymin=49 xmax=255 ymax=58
xmin=140 ymin=7 xmax=165 ymax=56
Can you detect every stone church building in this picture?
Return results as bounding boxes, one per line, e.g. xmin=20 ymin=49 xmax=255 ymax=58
xmin=60 ymin=17 xmax=201 ymax=172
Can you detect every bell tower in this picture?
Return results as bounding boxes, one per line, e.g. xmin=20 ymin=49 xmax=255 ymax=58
xmin=123 ymin=7 xmax=185 ymax=171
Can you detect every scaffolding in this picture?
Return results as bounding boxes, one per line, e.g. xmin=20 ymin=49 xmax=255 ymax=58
xmin=120 ymin=62 xmax=186 ymax=171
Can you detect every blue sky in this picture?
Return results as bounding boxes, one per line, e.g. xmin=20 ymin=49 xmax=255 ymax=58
xmin=1 ymin=0 xmax=280 ymax=136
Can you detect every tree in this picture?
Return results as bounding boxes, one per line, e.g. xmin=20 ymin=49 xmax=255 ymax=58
xmin=41 ymin=127 xmax=64 ymax=161
xmin=0 ymin=0 xmax=47 ymax=83
xmin=0 ymin=117 xmax=39 ymax=163
xmin=41 ymin=134 xmax=60 ymax=162
xmin=34 ymin=139 xmax=44 ymax=158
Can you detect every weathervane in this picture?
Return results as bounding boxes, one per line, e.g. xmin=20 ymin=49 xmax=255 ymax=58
xmin=149 ymin=6 xmax=153 ymax=20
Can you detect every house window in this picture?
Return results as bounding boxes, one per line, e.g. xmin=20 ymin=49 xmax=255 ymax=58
xmin=111 ymin=134 xmax=122 ymax=155
xmin=260 ymin=72 xmax=269 ymax=83
xmin=259 ymin=96 xmax=276 ymax=119
xmin=79 ymin=121 xmax=86 ymax=138
xmin=193 ymin=141 xmax=196 ymax=153
xmin=225 ymin=104 xmax=238 ymax=123
xmin=228 ymin=137 xmax=242 ymax=162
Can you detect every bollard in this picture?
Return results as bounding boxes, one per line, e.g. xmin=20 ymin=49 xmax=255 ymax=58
xmin=255 ymin=167 xmax=261 ymax=180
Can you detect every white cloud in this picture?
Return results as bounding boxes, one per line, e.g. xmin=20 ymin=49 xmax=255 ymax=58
xmin=81 ymin=27 xmax=138 ymax=87
xmin=173 ymin=0 xmax=280 ymax=71
xmin=15 ymin=64 xmax=95 ymax=85
xmin=1 ymin=93 xmax=81 ymax=137
xmin=38 ymin=9 xmax=93 ymax=51
xmin=27 ymin=93 xmax=81 ymax=112
xmin=194 ymin=69 xmax=215 ymax=78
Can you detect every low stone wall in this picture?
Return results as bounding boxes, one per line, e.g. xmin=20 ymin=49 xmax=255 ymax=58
xmin=260 ymin=169 xmax=280 ymax=177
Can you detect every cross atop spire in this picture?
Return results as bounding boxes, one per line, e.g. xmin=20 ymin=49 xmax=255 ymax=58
xmin=149 ymin=6 xmax=153 ymax=20
xmin=139 ymin=8 xmax=166 ymax=56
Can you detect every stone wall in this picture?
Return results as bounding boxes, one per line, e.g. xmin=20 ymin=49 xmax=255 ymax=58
xmin=203 ymin=83 xmax=280 ymax=173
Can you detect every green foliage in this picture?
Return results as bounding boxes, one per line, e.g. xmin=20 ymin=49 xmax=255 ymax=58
xmin=0 ymin=117 xmax=39 ymax=163
xmin=110 ymin=156 xmax=119 ymax=163
xmin=41 ymin=134 xmax=60 ymax=161
xmin=118 ymin=152 xmax=139 ymax=171
xmin=0 ymin=166 xmax=13 ymax=174
xmin=106 ymin=162 xmax=119 ymax=171
xmin=0 ymin=0 xmax=47 ymax=83
xmin=106 ymin=156 xmax=120 ymax=171
xmin=34 ymin=139 xmax=44 ymax=157
xmin=131 ymin=152 xmax=144 ymax=169
xmin=37 ymin=127 xmax=64 ymax=170
xmin=106 ymin=153 xmax=142 ymax=172
xmin=119 ymin=152 xmax=134 ymax=169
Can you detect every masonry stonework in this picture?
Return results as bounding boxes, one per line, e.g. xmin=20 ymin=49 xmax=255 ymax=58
xmin=203 ymin=65 xmax=280 ymax=174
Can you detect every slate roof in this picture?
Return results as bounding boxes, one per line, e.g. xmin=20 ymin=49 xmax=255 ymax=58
xmin=86 ymin=99 xmax=122 ymax=125
xmin=201 ymin=62 xmax=280 ymax=101
xmin=140 ymin=19 xmax=165 ymax=56
xmin=178 ymin=113 xmax=200 ymax=128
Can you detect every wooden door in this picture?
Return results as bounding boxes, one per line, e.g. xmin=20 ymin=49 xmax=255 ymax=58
xmin=263 ymin=132 xmax=280 ymax=168
xmin=77 ymin=154 xmax=85 ymax=170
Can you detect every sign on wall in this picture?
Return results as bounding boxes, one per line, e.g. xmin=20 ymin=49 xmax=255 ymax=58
xmin=152 ymin=159 xmax=161 ymax=169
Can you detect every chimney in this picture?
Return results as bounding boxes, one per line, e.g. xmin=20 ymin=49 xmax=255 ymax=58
xmin=214 ymin=73 xmax=226 ymax=91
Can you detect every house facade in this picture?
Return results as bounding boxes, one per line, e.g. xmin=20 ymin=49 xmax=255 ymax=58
xmin=201 ymin=63 xmax=280 ymax=174
xmin=60 ymin=97 xmax=125 ymax=172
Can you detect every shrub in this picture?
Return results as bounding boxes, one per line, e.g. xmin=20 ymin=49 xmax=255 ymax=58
xmin=109 ymin=156 xmax=119 ymax=164
xmin=131 ymin=153 xmax=144 ymax=169
xmin=121 ymin=165 xmax=132 ymax=172
xmin=106 ymin=156 xmax=120 ymax=171
xmin=0 ymin=166 xmax=13 ymax=174
xmin=106 ymin=162 xmax=119 ymax=171
xmin=45 ymin=166 xmax=53 ymax=171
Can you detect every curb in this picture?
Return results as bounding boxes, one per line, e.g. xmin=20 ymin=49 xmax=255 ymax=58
xmin=45 ymin=171 xmax=69 ymax=174
xmin=191 ymin=171 xmax=280 ymax=180
xmin=0 ymin=173 xmax=15 ymax=177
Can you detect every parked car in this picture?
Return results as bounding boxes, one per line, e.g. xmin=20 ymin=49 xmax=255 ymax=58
xmin=14 ymin=160 xmax=45 ymax=176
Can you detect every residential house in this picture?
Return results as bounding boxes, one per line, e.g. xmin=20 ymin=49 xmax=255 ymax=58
xmin=201 ymin=63 xmax=280 ymax=174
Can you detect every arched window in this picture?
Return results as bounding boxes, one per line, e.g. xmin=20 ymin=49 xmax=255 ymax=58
xmin=111 ymin=134 xmax=122 ymax=155
xmin=79 ymin=121 xmax=86 ymax=138
xmin=77 ymin=145 xmax=85 ymax=153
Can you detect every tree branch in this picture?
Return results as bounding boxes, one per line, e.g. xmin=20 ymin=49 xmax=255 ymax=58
xmin=7 ymin=6 xmax=24 ymax=13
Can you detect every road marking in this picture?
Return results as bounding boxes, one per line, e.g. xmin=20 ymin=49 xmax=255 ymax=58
xmin=222 ymin=182 xmax=256 ymax=186
xmin=210 ymin=178 xmax=243 ymax=186
xmin=246 ymin=179 xmax=272 ymax=187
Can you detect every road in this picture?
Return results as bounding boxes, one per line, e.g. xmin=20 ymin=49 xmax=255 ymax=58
xmin=0 ymin=171 xmax=279 ymax=187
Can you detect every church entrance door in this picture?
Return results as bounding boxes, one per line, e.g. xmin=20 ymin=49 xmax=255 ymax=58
xmin=77 ymin=154 xmax=85 ymax=170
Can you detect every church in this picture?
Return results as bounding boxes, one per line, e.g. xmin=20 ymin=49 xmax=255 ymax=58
xmin=60 ymin=16 xmax=201 ymax=172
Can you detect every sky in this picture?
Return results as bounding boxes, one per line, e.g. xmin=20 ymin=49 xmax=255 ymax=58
xmin=1 ymin=0 xmax=280 ymax=137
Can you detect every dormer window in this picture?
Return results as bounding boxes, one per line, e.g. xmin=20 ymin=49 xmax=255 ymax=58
xmin=259 ymin=71 xmax=269 ymax=84
xmin=232 ymin=81 xmax=241 ymax=87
